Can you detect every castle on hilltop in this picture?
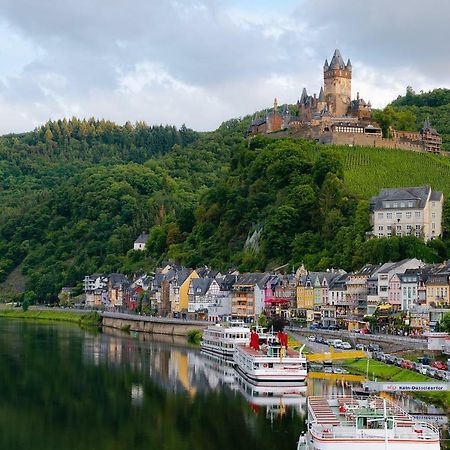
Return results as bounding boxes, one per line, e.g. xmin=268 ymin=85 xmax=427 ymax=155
xmin=247 ymin=49 xmax=442 ymax=153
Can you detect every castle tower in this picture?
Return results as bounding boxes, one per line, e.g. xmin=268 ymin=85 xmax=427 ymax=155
xmin=323 ymin=49 xmax=352 ymax=116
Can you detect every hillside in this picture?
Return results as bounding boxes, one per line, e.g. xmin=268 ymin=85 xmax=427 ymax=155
xmin=1 ymin=105 xmax=450 ymax=302
xmin=326 ymin=146 xmax=450 ymax=198
xmin=386 ymin=88 xmax=450 ymax=151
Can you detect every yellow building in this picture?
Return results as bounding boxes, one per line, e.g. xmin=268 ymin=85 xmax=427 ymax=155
xmin=425 ymin=272 xmax=449 ymax=307
xmin=297 ymin=279 xmax=314 ymax=310
xmin=171 ymin=269 xmax=199 ymax=315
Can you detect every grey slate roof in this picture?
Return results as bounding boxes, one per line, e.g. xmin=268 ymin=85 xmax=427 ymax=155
xmin=355 ymin=264 xmax=381 ymax=277
xmin=191 ymin=278 xmax=213 ymax=296
xmin=235 ymin=272 xmax=269 ymax=287
xmin=109 ymin=273 xmax=129 ymax=286
xmin=371 ymin=186 xmax=442 ymax=210
xmin=134 ymin=232 xmax=148 ymax=244
xmin=329 ymin=49 xmax=346 ymax=70
xmin=377 ymin=259 xmax=418 ymax=274
xmin=318 ymin=86 xmax=325 ymax=102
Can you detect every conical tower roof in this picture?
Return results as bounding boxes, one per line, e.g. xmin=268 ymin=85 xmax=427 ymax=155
xmin=329 ymin=49 xmax=345 ymax=69
xmin=300 ymin=87 xmax=308 ymax=104
xmin=318 ymin=86 xmax=325 ymax=102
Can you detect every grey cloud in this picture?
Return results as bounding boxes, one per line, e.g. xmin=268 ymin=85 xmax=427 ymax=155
xmin=295 ymin=0 xmax=450 ymax=84
xmin=0 ymin=0 xmax=448 ymax=134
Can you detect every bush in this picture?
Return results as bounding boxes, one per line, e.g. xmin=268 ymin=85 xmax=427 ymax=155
xmin=187 ymin=329 xmax=202 ymax=345
xmin=79 ymin=311 xmax=102 ymax=327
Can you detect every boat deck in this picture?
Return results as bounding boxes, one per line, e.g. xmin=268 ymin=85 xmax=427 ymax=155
xmin=308 ymin=396 xmax=415 ymax=427
xmin=238 ymin=345 xmax=301 ymax=358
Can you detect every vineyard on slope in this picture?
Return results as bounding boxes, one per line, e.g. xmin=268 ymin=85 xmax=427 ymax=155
xmin=325 ymin=146 xmax=450 ymax=198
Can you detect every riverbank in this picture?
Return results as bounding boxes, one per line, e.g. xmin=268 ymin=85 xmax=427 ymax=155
xmin=344 ymin=358 xmax=450 ymax=413
xmin=0 ymin=308 xmax=101 ymax=326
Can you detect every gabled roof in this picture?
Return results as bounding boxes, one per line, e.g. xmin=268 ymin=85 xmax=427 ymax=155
xmin=235 ymin=272 xmax=269 ymax=287
xmin=218 ymin=274 xmax=238 ymax=291
xmin=109 ymin=273 xmax=129 ymax=286
xmin=191 ymin=278 xmax=214 ymax=296
xmin=134 ymin=232 xmax=148 ymax=244
xmin=378 ymin=259 xmax=413 ymax=274
xmin=329 ymin=273 xmax=348 ymax=289
xmin=398 ymin=272 xmax=419 ymax=283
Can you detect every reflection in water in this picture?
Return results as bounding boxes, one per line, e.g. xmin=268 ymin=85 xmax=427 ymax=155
xmin=0 ymin=320 xmax=445 ymax=450
xmin=0 ymin=321 xmax=302 ymax=450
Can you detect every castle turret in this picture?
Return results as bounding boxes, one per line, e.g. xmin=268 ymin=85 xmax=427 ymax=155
xmin=317 ymin=86 xmax=326 ymax=112
xmin=323 ymin=49 xmax=352 ymax=116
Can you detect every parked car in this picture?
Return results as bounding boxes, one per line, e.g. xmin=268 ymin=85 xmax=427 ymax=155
xmin=368 ymin=344 xmax=381 ymax=352
xmin=328 ymin=325 xmax=339 ymax=331
xmin=432 ymin=361 xmax=448 ymax=371
xmin=426 ymin=367 xmax=438 ymax=378
xmin=372 ymin=351 xmax=384 ymax=361
xmin=420 ymin=365 xmax=431 ymax=375
xmin=341 ymin=342 xmax=352 ymax=350
xmin=355 ymin=344 xmax=366 ymax=351
xmin=307 ymin=335 xmax=316 ymax=342
xmin=329 ymin=339 xmax=343 ymax=348
xmin=395 ymin=357 xmax=404 ymax=367
xmin=385 ymin=354 xmax=396 ymax=365
xmin=436 ymin=370 xmax=448 ymax=380
xmin=333 ymin=367 xmax=348 ymax=374
xmin=401 ymin=360 xmax=414 ymax=370
xmin=351 ymin=328 xmax=361 ymax=333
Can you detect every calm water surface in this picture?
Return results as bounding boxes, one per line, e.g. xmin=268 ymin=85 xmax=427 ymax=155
xmin=0 ymin=320 xmax=444 ymax=450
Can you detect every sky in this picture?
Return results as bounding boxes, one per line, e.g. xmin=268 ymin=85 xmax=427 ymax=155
xmin=0 ymin=0 xmax=448 ymax=134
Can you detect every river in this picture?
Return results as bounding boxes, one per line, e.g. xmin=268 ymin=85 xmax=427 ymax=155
xmin=0 ymin=320 xmax=446 ymax=450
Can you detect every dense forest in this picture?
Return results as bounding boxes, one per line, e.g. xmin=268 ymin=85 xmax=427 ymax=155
xmin=373 ymin=87 xmax=450 ymax=151
xmin=1 ymin=89 xmax=450 ymax=302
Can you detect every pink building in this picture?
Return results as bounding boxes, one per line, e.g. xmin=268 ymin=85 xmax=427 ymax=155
xmin=388 ymin=273 xmax=402 ymax=310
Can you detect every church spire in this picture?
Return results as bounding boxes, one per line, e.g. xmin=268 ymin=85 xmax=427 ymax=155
xmin=273 ymin=97 xmax=278 ymax=112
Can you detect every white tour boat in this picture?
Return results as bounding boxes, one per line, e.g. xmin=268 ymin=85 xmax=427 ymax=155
xmin=233 ymin=329 xmax=307 ymax=386
xmin=201 ymin=320 xmax=251 ymax=360
xmin=297 ymin=395 xmax=441 ymax=450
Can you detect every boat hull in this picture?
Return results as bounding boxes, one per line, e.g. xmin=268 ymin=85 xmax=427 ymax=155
xmin=305 ymin=432 xmax=440 ymax=450
xmin=234 ymin=363 xmax=307 ymax=387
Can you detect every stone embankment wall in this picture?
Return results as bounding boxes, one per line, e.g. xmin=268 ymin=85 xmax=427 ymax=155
xmin=101 ymin=312 xmax=208 ymax=337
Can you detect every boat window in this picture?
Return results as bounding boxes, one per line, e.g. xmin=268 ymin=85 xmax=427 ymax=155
xmin=268 ymin=363 xmax=273 ymax=368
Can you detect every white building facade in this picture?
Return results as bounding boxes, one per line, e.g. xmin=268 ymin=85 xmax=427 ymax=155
xmin=371 ymin=186 xmax=443 ymax=241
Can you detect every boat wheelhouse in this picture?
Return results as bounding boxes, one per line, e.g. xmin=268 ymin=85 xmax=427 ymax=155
xmin=298 ymin=396 xmax=440 ymax=450
xmin=201 ymin=320 xmax=250 ymax=360
xmin=233 ymin=330 xmax=307 ymax=386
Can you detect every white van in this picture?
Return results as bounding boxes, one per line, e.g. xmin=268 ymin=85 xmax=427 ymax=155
xmin=329 ymin=339 xmax=343 ymax=348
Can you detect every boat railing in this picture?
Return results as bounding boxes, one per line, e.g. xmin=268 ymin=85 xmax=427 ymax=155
xmin=310 ymin=422 xmax=439 ymax=440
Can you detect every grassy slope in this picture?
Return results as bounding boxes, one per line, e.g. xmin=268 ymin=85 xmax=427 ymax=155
xmin=0 ymin=309 xmax=100 ymax=325
xmin=345 ymin=358 xmax=450 ymax=412
xmin=324 ymin=146 xmax=450 ymax=198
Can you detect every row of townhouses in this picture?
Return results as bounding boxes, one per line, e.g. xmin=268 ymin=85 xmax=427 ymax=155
xmin=83 ymin=258 xmax=450 ymax=332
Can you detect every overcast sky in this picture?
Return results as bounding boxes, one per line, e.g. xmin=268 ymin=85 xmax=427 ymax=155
xmin=0 ymin=0 xmax=448 ymax=134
